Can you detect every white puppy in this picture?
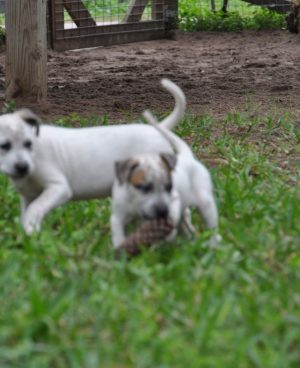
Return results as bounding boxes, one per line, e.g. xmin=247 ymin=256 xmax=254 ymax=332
xmin=110 ymin=110 xmax=219 ymax=248
xmin=0 ymin=79 xmax=186 ymax=234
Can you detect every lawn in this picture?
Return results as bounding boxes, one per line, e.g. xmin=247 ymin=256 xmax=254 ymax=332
xmin=0 ymin=111 xmax=299 ymax=367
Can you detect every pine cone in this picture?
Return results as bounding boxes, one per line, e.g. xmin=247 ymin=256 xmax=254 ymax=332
xmin=115 ymin=219 xmax=174 ymax=259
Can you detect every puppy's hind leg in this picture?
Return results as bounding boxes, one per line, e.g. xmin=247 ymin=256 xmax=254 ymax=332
xmin=193 ymin=181 xmax=220 ymax=247
xmin=196 ymin=190 xmax=218 ymax=229
xmin=180 ymin=208 xmax=196 ymax=237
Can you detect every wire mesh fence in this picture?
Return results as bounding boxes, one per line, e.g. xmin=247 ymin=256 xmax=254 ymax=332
xmin=182 ymin=0 xmax=292 ymax=14
xmin=48 ymin=0 xmax=175 ymax=50
xmin=61 ymin=0 xmax=163 ymax=29
xmin=0 ymin=0 xmax=166 ymax=27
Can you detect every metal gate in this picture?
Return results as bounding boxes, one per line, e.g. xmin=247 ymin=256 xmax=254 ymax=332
xmin=49 ymin=0 xmax=178 ymax=51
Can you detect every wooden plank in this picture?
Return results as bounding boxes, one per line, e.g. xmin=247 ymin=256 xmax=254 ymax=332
xmin=52 ymin=0 xmax=65 ymax=31
xmin=152 ymin=0 xmax=164 ymax=20
xmin=63 ymin=0 xmax=96 ymax=27
xmin=53 ymin=28 xmax=167 ymax=51
xmin=49 ymin=0 xmax=64 ymax=49
xmin=55 ymin=20 xmax=164 ymax=39
xmin=164 ymin=0 xmax=178 ymax=31
xmin=124 ymin=0 xmax=148 ymax=23
xmin=6 ymin=0 xmax=47 ymax=102
xmin=0 ymin=0 xmax=5 ymax=13
xmin=47 ymin=0 xmax=52 ymax=48
xmin=241 ymin=0 xmax=292 ymax=13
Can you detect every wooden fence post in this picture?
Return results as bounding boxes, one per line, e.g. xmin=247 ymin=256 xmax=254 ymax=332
xmin=6 ymin=0 xmax=47 ymax=102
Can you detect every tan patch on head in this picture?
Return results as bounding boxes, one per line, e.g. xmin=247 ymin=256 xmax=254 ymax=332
xmin=129 ymin=168 xmax=146 ymax=185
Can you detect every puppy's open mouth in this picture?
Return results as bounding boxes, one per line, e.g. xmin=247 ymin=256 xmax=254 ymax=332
xmin=10 ymin=171 xmax=29 ymax=180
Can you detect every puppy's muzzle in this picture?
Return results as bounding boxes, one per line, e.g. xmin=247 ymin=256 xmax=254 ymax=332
xmin=14 ymin=162 xmax=29 ymax=178
xmin=154 ymin=204 xmax=169 ymax=219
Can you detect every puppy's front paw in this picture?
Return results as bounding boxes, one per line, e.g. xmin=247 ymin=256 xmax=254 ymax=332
xmin=23 ymin=210 xmax=42 ymax=235
xmin=209 ymin=233 xmax=222 ymax=248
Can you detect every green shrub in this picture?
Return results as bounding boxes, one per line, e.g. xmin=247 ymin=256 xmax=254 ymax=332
xmin=251 ymin=8 xmax=286 ymax=29
xmin=0 ymin=26 xmax=5 ymax=45
xmin=179 ymin=2 xmax=286 ymax=31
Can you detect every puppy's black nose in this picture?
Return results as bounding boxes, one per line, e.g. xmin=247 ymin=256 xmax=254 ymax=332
xmin=155 ymin=204 xmax=169 ymax=219
xmin=15 ymin=162 xmax=29 ymax=177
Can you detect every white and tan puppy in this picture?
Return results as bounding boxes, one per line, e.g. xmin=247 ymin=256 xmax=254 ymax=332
xmin=110 ymin=152 xmax=179 ymax=248
xmin=111 ymin=110 xmax=219 ymax=249
xmin=0 ymin=79 xmax=186 ymax=234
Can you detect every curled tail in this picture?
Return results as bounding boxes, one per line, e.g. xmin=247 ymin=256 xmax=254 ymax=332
xmin=143 ymin=109 xmax=193 ymax=157
xmin=158 ymin=79 xmax=186 ymax=130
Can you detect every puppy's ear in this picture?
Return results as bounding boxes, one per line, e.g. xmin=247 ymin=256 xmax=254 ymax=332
xmin=115 ymin=159 xmax=139 ymax=184
xmin=160 ymin=153 xmax=177 ymax=172
xmin=15 ymin=109 xmax=41 ymax=136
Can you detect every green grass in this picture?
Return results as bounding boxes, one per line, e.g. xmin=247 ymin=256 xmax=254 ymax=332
xmin=0 ymin=112 xmax=300 ymax=367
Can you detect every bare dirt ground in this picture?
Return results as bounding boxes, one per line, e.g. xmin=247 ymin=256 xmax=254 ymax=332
xmin=0 ymin=30 xmax=299 ymax=121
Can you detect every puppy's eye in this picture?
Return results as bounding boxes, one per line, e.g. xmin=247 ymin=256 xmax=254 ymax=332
xmin=24 ymin=140 xmax=32 ymax=150
xmin=0 ymin=141 xmax=11 ymax=151
xmin=134 ymin=183 xmax=153 ymax=194
xmin=165 ymin=183 xmax=173 ymax=193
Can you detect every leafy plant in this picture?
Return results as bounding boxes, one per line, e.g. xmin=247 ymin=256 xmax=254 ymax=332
xmin=179 ymin=1 xmax=286 ymax=31
xmin=2 ymin=100 xmax=17 ymax=114
xmin=0 ymin=26 xmax=5 ymax=45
